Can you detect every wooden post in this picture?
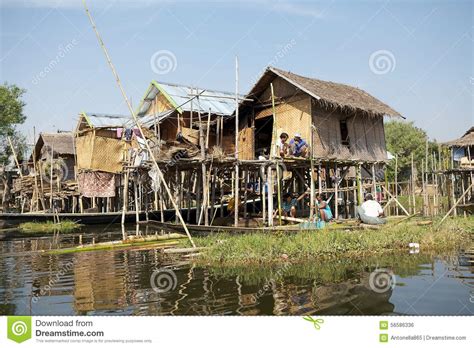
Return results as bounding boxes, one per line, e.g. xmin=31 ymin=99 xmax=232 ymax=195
xmin=220 ymin=173 xmax=224 ymax=218
xmin=196 ymin=170 xmax=201 ymax=225
xmin=211 ymin=168 xmax=216 ymax=223
xmin=318 ymin=163 xmax=322 ymax=194
xmin=243 ymin=168 xmax=248 ymax=220
xmin=261 ymin=168 xmax=266 ymax=224
xmin=206 ymin=108 xmax=211 ymax=149
xmin=267 ymin=166 xmax=274 ymax=227
xmin=49 ymin=144 xmax=54 ymax=210
xmin=334 ymin=164 xmax=339 ymax=219
xmin=356 ymin=163 xmax=363 ymax=206
xmin=234 ymin=56 xmax=239 ymax=227
xmin=394 ymin=155 xmax=399 ymax=215
xmin=270 ymin=83 xmax=282 ymax=226
xmin=121 ymin=150 xmax=130 ymax=225
xmin=371 ymin=163 xmax=377 ymax=201
xmin=411 ymin=153 xmax=416 ymax=214
xmin=134 ymin=175 xmax=140 ymax=223
xmin=187 ymin=171 xmax=192 ymax=222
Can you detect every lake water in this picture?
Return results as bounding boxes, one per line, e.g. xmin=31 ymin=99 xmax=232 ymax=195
xmin=1 ymin=224 xmax=473 ymax=316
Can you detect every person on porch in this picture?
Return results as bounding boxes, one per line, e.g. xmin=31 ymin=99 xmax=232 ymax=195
xmin=289 ymin=133 xmax=309 ymax=158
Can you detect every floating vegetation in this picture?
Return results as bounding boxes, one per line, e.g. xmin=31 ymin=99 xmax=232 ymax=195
xmin=19 ymin=220 xmax=83 ymax=234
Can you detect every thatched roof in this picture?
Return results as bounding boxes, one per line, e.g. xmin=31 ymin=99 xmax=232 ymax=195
xmin=34 ymin=132 xmax=75 ymax=161
xmin=445 ymin=127 xmax=474 ymax=148
xmin=245 ymin=66 xmax=402 ymax=118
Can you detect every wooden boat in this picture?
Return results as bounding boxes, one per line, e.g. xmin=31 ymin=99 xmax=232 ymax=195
xmin=0 ymin=210 xmax=171 ymax=226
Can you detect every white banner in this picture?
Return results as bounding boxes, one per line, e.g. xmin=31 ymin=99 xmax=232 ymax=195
xmin=0 ymin=316 xmax=472 ymax=347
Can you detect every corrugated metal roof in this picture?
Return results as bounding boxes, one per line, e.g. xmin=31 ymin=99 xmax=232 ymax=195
xmin=125 ymin=110 xmax=173 ymax=128
xmin=137 ymin=81 xmax=240 ymax=118
xmin=84 ymin=112 xmax=130 ymax=128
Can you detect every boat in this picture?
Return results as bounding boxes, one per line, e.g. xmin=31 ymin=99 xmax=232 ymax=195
xmin=142 ymin=219 xmax=303 ymax=235
xmin=0 ymin=210 xmax=170 ymax=226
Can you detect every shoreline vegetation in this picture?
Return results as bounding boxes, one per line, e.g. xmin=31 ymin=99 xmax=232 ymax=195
xmin=191 ymin=217 xmax=474 ymax=265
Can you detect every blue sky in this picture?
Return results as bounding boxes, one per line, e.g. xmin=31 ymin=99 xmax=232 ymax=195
xmin=0 ymin=0 xmax=472 ymax=144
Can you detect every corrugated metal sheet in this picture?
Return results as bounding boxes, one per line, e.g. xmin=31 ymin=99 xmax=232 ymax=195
xmin=85 ymin=112 xmax=130 ymax=128
xmin=137 ymin=81 xmax=240 ymax=118
xmin=125 ymin=110 xmax=173 ymax=128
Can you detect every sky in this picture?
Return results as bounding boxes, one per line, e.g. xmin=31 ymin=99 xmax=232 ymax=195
xmin=0 ymin=0 xmax=473 ymax=146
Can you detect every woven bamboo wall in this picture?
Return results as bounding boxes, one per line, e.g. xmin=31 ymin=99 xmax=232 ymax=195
xmin=312 ymin=104 xmax=342 ymax=158
xmin=347 ymin=113 xmax=387 ymax=161
xmin=76 ymin=132 xmax=126 ymax=173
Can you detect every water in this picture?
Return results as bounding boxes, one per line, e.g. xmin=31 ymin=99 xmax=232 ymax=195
xmin=0 ymin=225 xmax=473 ymax=316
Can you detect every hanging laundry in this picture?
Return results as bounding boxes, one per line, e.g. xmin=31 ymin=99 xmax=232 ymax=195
xmin=78 ymin=171 xmax=116 ymax=197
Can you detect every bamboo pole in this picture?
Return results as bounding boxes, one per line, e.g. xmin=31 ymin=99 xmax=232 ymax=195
xmin=270 ymin=83 xmax=282 ymax=226
xmin=234 ymin=56 xmax=239 ymax=227
xmin=394 ymin=155 xmax=399 ymax=215
xmin=267 ymin=166 xmax=274 ymax=226
xmin=7 ymin=136 xmax=23 ymax=178
xmin=334 ymin=164 xmax=339 ymax=219
xmin=261 ymin=168 xmax=266 ymax=224
xmin=371 ymin=163 xmax=376 ymax=201
xmin=82 ymin=0 xmax=195 ymax=247
xmin=438 ymin=183 xmax=474 ymax=228
xmin=206 ymin=108 xmax=211 ymax=149
xmin=318 ymin=163 xmax=322 ymax=195
xmin=356 ymin=163 xmax=363 ymax=205
xmin=411 ymin=153 xmax=416 ymax=214
xmin=134 ymin=175 xmax=140 ymax=223
xmin=49 ymin=144 xmax=54 ymax=210
xmin=381 ymin=185 xmax=410 ymax=216
xmin=32 ymin=128 xmax=40 ymax=211
xmin=243 ymin=169 xmax=248 ymax=219
xmin=211 ymin=168 xmax=216 ymax=222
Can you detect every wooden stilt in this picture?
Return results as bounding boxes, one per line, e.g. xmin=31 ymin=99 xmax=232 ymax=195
xmin=267 ymin=166 xmax=274 ymax=227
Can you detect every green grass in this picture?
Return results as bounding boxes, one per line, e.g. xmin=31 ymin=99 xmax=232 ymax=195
xmin=192 ymin=217 xmax=473 ymax=265
xmin=19 ymin=220 xmax=82 ymax=234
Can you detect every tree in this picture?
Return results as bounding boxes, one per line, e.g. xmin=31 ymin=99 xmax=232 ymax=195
xmin=0 ymin=83 xmax=27 ymax=165
xmin=385 ymin=121 xmax=437 ymax=181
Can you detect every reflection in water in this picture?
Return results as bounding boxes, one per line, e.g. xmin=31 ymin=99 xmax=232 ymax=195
xmin=0 ymin=226 xmax=473 ymax=316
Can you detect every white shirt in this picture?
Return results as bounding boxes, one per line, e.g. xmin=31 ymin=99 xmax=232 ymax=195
xmin=361 ymin=200 xmax=383 ymax=218
xmin=274 ymin=139 xmax=288 ymax=157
